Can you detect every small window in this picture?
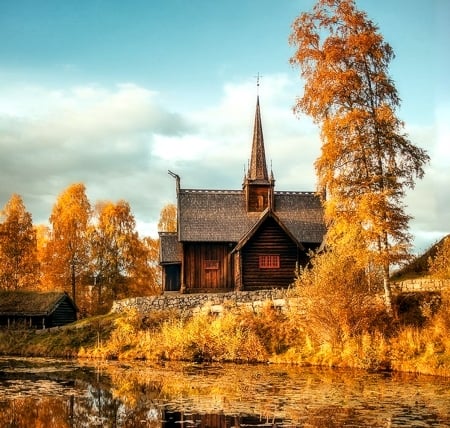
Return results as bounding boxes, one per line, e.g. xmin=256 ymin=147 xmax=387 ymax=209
xmin=257 ymin=195 xmax=264 ymax=209
xmin=259 ymin=255 xmax=280 ymax=269
xmin=204 ymin=260 xmax=219 ymax=270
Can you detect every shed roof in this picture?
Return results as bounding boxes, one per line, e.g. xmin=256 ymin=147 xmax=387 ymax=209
xmin=159 ymin=232 xmax=182 ymax=264
xmin=0 ymin=291 xmax=76 ymax=317
xmin=178 ymin=189 xmax=325 ymax=244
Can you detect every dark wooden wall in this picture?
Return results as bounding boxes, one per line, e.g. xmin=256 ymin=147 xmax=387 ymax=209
xmin=50 ymin=297 xmax=77 ymax=326
xmin=241 ymin=217 xmax=299 ymax=290
xmin=183 ymin=243 xmax=234 ymax=293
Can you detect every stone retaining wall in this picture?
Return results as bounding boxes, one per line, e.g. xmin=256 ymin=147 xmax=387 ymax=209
xmin=111 ymin=280 xmax=449 ymax=317
xmin=392 ymin=278 xmax=450 ymax=293
xmin=111 ymin=289 xmax=292 ymax=316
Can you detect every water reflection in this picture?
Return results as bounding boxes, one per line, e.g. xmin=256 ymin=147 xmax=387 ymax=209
xmin=0 ymin=357 xmax=449 ymax=427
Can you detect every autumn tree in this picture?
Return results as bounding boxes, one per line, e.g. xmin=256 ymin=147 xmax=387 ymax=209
xmin=43 ymin=183 xmax=91 ymax=306
xmin=129 ymin=235 xmax=162 ymax=297
xmin=158 ymin=203 xmax=177 ymax=233
xmin=0 ymin=194 xmax=40 ymax=290
xmin=89 ymin=200 xmax=159 ymax=312
xmin=289 ymin=0 xmax=429 ymax=311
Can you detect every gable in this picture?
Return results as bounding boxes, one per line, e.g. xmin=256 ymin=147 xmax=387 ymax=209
xmin=234 ymin=209 xmax=304 ymax=252
xmin=243 ymin=215 xmax=299 ymax=251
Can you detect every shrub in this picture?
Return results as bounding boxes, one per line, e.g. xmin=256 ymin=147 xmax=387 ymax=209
xmin=294 ymin=248 xmax=388 ymax=349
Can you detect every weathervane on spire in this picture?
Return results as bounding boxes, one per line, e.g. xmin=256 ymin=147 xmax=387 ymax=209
xmin=255 ymin=72 xmax=263 ymax=95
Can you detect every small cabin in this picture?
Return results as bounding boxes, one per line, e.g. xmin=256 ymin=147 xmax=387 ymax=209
xmin=0 ymin=291 xmax=77 ymax=329
xmin=159 ymin=96 xmax=326 ymax=293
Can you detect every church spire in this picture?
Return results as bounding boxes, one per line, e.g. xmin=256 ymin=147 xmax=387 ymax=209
xmin=248 ymin=96 xmax=269 ymax=182
xmin=243 ymin=92 xmax=275 ymax=213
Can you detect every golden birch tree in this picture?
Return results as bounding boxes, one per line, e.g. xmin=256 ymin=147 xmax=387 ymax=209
xmin=43 ymin=183 xmax=91 ymax=306
xmin=0 ymin=194 xmax=40 ymax=290
xmin=158 ymin=203 xmax=177 ymax=233
xmin=89 ymin=200 xmax=159 ymax=311
xmin=289 ymin=0 xmax=429 ymax=311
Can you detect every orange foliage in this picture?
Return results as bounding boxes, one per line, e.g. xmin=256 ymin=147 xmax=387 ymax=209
xmin=0 ymin=194 xmax=40 ymax=290
xmin=289 ymin=0 xmax=429 ymax=311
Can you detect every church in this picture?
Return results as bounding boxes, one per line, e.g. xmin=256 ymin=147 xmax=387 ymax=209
xmin=159 ymin=95 xmax=326 ymax=293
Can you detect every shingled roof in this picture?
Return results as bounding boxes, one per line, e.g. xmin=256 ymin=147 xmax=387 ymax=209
xmin=178 ymin=189 xmax=325 ymax=244
xmin=159 ymin=232 xmax=182 ymax=264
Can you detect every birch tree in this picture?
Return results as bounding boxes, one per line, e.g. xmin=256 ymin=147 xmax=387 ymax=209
xmin=44 ymin=183 xmax=91 ymax=305
xmin=158 ymin=203 xmax=177 ymax=233
xmin=0 ymin=194 xmax=39 ymax=290
xmin=90 ymin=200 xmax=159 ymax=310
xmin=289 ymin=0 xmax=429 ymax=311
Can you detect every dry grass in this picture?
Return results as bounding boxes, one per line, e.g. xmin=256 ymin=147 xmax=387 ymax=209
xmin=83 ymin=307 xmax=269 ymax=363
xmin=1 ymin=266 xmax=449 ymax=377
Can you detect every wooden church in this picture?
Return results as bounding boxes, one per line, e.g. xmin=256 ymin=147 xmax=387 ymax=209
xmin=159 ymin=96 xmax=326 ymax=293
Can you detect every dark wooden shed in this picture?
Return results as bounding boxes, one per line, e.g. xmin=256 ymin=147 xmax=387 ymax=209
xmin=0 ymin=291 xmax=77 ymax=329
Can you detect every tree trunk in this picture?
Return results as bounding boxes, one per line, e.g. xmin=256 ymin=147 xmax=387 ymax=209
xmin=382 ymin=266 xmax=393 ymax=315
xmin=71 ymin=262 xmax=76 ymax=307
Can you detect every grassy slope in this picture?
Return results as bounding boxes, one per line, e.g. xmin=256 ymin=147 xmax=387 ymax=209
xmin=392 ymin=234 xmax=449 ymax=280
xmin=0 ymin=313 xmax=117 ymax=358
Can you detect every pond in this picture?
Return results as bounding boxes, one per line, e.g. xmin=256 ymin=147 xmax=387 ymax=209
xmin=0 ymin=357 xmax=449 ymax=427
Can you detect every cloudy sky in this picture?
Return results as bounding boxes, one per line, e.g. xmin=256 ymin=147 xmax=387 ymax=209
xmin=0 ymin=0 xmax=448 ymax=254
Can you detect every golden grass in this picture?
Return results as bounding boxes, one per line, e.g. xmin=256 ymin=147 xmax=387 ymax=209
xmin=1 ymin=287 xmax=449 ymax=377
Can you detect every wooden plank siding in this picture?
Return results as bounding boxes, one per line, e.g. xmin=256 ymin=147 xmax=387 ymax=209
xmin=50 ymin=297 xmax=77 ymax=327
xmin=241 ymin=217 xmax=299 ymax=290
xmin=183 ymin=243 xmax=234 ymax=293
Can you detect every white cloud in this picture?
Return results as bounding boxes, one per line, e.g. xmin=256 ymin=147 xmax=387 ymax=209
xmin=404 ymin=106 xmax=450 ymax=253
xmin=435 ymin=104 xmax=450 ymax=165
xmin=0 ymin=76 xmax=447 ymax=253
xmin=0 ymin=83 xmax=188 ymax=232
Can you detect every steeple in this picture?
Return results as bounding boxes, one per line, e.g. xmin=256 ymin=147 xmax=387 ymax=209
xmin=248 ymin=96 xmax=269 ymax=182
xmin=243 ymin=94 xmax=275 ymax=212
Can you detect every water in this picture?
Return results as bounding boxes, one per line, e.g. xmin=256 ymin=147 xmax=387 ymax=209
xmin=0 ymin=357 xmax=449 ymax=427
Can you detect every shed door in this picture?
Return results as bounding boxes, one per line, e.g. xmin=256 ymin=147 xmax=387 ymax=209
xmin=165 ymin=264 xmax=181 ymax=291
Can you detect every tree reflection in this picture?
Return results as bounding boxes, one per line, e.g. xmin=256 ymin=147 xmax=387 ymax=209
xmin=0 ymin=361 xmax=449 ymax=427
xmin=0 ymin=397 xmax=69 ymax=428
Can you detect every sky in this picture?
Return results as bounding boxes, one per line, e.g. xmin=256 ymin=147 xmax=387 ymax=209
xmin=0 ymin=0 xmax=448 ymax=255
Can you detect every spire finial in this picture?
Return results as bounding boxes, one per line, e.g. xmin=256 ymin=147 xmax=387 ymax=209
xmin=254 ymin=73 xmax=262 ymax=95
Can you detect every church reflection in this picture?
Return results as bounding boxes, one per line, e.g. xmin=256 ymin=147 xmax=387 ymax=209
xmin=1 ymin=359 xmax=449 ymax=427
xmin=162 ymin=410 xmax=285 ymax=427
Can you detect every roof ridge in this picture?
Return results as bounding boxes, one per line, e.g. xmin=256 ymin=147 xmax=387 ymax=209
xmin=180 ymin=189 xmax=243 ymax=194
xmin=275 ymin=191 xmax=318 ymax=196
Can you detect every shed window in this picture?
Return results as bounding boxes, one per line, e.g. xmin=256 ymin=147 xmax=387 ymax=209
xmin=259 ymin=255 xmax=280 ymax=269
xmin=204 ymin=260 xmax=219 ymax=270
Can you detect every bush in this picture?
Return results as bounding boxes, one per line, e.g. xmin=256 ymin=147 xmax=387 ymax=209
xmin=294 ymin=248 xmax=388 ymax=348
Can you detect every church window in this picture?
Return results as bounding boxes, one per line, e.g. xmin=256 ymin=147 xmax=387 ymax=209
xmin=257 ymin=195 xmax=264 ymax=209
xmin=259 ymin=255 xmax=280 ymax=269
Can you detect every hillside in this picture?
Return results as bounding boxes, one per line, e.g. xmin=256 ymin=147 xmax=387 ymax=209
xmin=392 ymin=234 xmax=449 ymax=281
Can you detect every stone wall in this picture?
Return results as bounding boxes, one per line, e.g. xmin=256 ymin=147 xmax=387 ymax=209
xmin=392 ymin=278 xmax=450 ymax=293
xmin=111 ymin=279 xmax=450 ymax=317
xmin=111 ymin=289 xmax=292 ymax=316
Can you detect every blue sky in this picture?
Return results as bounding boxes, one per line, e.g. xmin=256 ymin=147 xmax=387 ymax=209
xmin=0 ymin=0 xmax=448 ymax=254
